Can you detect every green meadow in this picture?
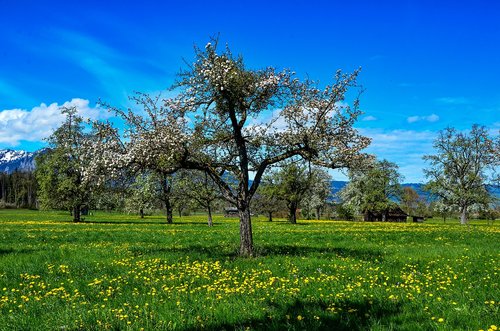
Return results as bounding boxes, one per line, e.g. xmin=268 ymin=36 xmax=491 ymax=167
xmin=0 ymin=210 xmax=498 ymax=330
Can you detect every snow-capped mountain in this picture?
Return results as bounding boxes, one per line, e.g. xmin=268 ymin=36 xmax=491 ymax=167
xmin=0 ymin=149 xmax=39 ymax=173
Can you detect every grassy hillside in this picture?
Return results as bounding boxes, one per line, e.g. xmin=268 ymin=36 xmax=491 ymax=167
xmin=0 ymin=210 xmax=498 ymax=330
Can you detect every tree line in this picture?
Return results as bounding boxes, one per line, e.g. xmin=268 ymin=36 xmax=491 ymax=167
xmin=0 ymin=171 xmax=37 ymax=209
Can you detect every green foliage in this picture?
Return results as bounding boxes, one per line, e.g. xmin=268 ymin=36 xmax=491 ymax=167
xmin=35 ymin=107 xmax=92 ymax=222
xmin=252 ymin=179 xmax=287 ymax=221
xmin=265 ymin=163 xmax=311 ymax=224
xmin=335 ymin=203 xmax=357 ymax=221
xmin=260 ymin=163 xmax=332 ymax=223
xmin=0 ymin=210 xmax=498 ymax=330
xmin=172 ymin=170 xmax=222 ymax=225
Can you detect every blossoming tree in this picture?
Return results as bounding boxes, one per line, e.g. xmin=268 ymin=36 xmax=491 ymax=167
xmin=91 ymin=40 xmax=371 ymax=256
xmin=36 ymin=107 xmax=94 ymax=222
xmin=424 ymin=125 xmax=499 ymax=224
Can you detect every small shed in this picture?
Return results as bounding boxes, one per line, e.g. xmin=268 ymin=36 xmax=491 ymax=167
xmin=364 ymin=207 xmax=408 ymax=222
xmin=412 ymin=215 xmax=425 ymax=223
xmin=224 ymin=207 xmax=239 ymax=217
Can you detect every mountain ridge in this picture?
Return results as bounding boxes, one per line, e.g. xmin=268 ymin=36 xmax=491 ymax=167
xmin=0 ymin=149 xmax=40 ymax=173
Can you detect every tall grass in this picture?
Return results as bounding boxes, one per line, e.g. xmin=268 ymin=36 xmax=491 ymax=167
xmin=0 ymin=209 xmax=498 ymax=330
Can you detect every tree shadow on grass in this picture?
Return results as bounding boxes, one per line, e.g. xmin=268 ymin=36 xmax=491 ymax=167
xmin=127 ymin=244 xmax=239 ymax=259
xmin=270 ymin=220 xmax=315 ymax=226
xmin=126 ymin=244 xmax=383 ymax=262
xmin=82 ymin=220 xmax=213 ymax=226
xmin=183 ymin=298 xmax=402 ymax=331
xmin=255 ymin=245 xmax=384 ymax=261
xmin=0 ymin=248 xmax=36 ymax=255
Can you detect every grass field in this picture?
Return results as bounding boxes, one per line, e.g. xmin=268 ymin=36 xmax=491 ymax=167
xmin=0 ymin=209 xmax=498 ymax=330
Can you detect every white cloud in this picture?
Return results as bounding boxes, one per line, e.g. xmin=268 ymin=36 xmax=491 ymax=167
xmin=51 ymin=29 xmax=169 ymax=100
xmin=407 ymin=116 xmax=420 ymax=123
xmin=407 ymin=114 xmax=440 ymax=123
xmin=358 ymin=128 xmax=437 ymax=183
xmin=426 ymin=114 xmax=439 ymax=122
xmin=362 ymin=115 xmax=377 ymax=121
xmin=0 ymin=99 xmax=106 ymax=146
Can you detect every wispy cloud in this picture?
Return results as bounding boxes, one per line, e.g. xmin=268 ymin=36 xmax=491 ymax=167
xmin=362 ymin=115 xmax=377 ymax=121
xmin=0 ymin=99 xmax=105 ymax=146
xmin=359 ymin=128 xmax=437 ymax=182
xmin=48 ymin=29 xmax=169 ymax=101
xmin=436 ymin=97 xmax=470 ymax=105
xmin=407 ymin=114 xmax=439 ymax=123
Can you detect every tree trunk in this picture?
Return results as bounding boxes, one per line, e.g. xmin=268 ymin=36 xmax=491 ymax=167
xmin=460 ymin=205 xmax=467 ymax=225
xmin=160 ymin=174 xmax=173 ymax=224
xmin=207 ymin=204 xmax=213 ymax=227
xmin=316 ymin=207 xmax=321 ymax=220
xmin=238 ymin=204 xmax=253 ymax=257
xmin=288 ymin=202 xmax=297 ymax=224
xmin=166 ymin=199 xmax=173 ymax=224
xmin=139 ymin=208 xmax=144 ymax=219
xmin=73 ymin=205 xmax=81 ymax=223
xmin=268 ymin=211 xmax=273 ymax=222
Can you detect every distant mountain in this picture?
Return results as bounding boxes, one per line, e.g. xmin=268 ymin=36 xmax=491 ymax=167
xmin=331 ymin=181 xmax=499 ymax=202
xmin=0 ymin=149 xmax=40 ymax=173
xmin=486 ymin=184 xmax=500 ymax=201
xmin=331 ymin=180 xmax=432 ymax=202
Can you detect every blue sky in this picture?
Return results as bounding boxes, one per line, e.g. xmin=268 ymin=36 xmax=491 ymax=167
xmin=1 ymin=0 xmax=499 ymax=182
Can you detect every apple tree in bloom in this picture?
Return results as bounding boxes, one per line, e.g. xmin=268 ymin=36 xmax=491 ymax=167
xmin=36 ymin=107 xmax=97 ymax=222
xmin=423 ymin=125 xmax=499 ymax=225
xmin=90 ymin=40 xmax=371 ymax=256
xmin=302 ymin=167 xmax=333 ymax=220
xmin=125 ymin=171 xmax=163 ymax=218
xmin=252 ymin=178 xmax=287 ymax=222
xmin=263 ymin=162 xmax=330 ymax=224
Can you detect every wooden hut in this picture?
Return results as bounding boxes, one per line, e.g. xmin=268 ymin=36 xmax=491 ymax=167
xmin=364 ymin=207 xmax=408 ymax=222
xmin=412 ymin=215 xmax=425 ymax=223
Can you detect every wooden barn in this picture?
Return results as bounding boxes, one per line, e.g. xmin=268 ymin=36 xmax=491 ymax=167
xmin=364 ymin=207 xmax=408 ymax=222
